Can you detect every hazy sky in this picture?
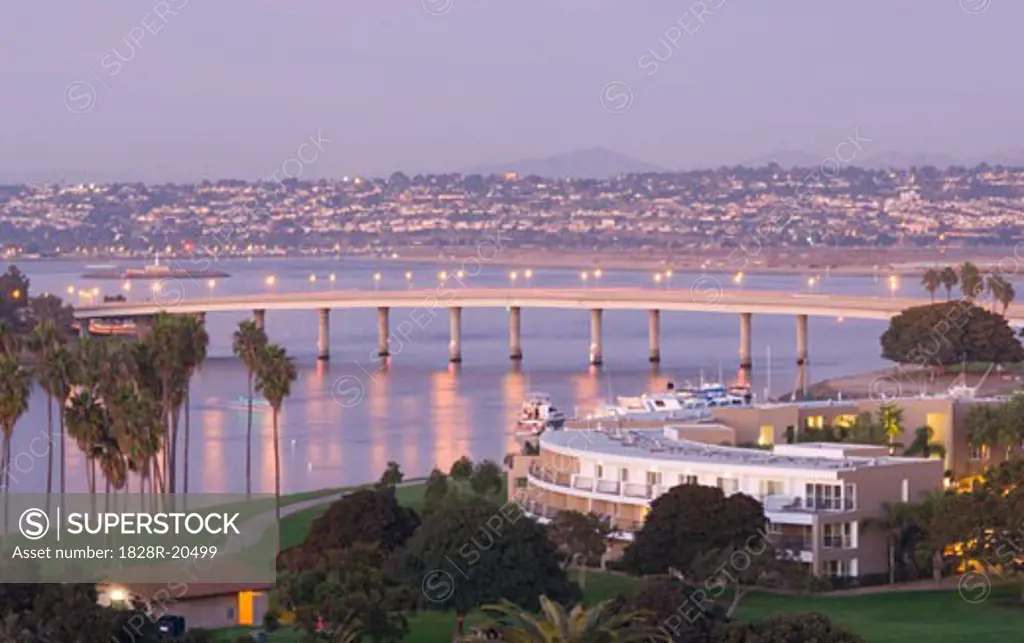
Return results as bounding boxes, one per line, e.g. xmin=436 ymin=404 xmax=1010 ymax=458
xmin=2 ymin=1 xmax=1021 ymax=181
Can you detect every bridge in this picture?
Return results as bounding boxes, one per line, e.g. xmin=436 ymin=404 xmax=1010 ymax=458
xmin=74 ymin=287 xmax=1007 ymax=396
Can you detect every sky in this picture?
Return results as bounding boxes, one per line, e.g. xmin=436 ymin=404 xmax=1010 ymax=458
xmin=1 ymin=0 xmax=1021 ymax=181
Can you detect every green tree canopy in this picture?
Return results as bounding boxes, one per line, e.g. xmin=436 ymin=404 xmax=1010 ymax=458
xmin=880 ymin=301 xmax=1024 ymax=368
xmin=622 ymin=485 xmax=766 ymax=576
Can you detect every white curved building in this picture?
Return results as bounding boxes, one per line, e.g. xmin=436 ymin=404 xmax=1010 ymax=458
xmin=509 ymin=426 xmax=943 ymax=578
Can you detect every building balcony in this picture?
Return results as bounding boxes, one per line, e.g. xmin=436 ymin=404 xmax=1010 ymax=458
xmin=519 ymin=499 xmax=642 ymax=540
xmin=762 ymin=494 xmax=856 ymax=514
xmin=528 ymin=465 xmax=663 ymax=502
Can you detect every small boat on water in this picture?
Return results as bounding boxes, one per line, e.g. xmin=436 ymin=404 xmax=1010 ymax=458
xmin=515 ymin=392 xmax=566 ymax=435
xmin=70 ymin=319 xmax=138 ymax=337
xmin=81 ymin=255 xmax=230 ymax=280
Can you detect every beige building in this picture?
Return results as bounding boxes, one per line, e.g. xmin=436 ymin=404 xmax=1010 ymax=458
xmin=510 ymin=426 xmax=943 ymax=578
xmin=98 ymin=582 xmax=272 ymax=632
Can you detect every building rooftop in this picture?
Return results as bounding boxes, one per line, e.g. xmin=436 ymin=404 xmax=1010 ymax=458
xmin=540 ymin=428 xmax=932 ymax=472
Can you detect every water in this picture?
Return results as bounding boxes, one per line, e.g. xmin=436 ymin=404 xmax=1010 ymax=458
xmin=7 ymin=257 xmax=900 ymax=494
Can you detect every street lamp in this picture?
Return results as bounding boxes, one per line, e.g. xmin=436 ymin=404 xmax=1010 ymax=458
xmin=733 ymin=271 xmax=744 ymax=285
xmin=122 ymin=281 xmax=131 ymax=292
xmin=265 ymin=275 xmax=276 ymax=287
xmin=207 ymin=279 xmax=216 ymax=299
xmin=405 ymin=271 xmax=413 ymax=288
xmin=373 ymin=271 xmax=382 ymax=290
xmin=594 ymin=268 xmax=603 ymax=286
xmin=309 ymin=274 xmax=317 ymax=285
xmin=664 ymin=269 xmax=674 ymax=287
xmin=438 ymin=270 xmax=448 ymax=283
xmin=329 ymin=272 xmax=337 ymax=284
xmin=889 ymin=275 xmax=899 ymax=297
xmin=509 ymin=270 xmax=518 ymax=286
xmin=580 ymin=270 xmax=589 ymax=287
xmin=653 ymin=273 xmax=663 ymax=286
xmin=524 ymin=269 xmax=533 ymax=286
xmin=66 ymin=285 xmax=75 ymax=295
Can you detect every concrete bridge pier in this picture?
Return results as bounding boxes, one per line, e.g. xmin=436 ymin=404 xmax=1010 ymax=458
xmin=648 ymin=309 xmax=661 ymax=363
xmin=796 ymin=314 xmax=809 ymax=398
xmin=317 ymin=308 xmax=330 ymax=361
xmin=449 ymin=306 xmax=462 ymax=363
xmin=509 ymin=306 xmax=523 ymax=361
xmin=590 ymin=308 xmax=603 ymax=366
xmin=739 ymin=312 xmax=752 ymax=379
xmin=253 ymin=308 xmax=266 ymax=331
xmin=377 ymin=307 xmax=390 ymax=357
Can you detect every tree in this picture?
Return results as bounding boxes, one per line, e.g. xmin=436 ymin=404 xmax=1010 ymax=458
xmin=878 ymin=404 xmax=904 ymax=451
xmin=470 ymin=459 xmax=504 ymax=496
xmin=476 ymin=595 xmax=668 ymax=642
xmin=965 ymin=398 xmax=1024 ymax=462
xmin=280 ymin=543 xmax=411 ymax=643
xmin=378 ymin=461 xmax=404 ymax=489
xmin=404 ymin=495 xmax=578 ymax=638
xmin=965 ymin=459 xmax=1024 ymax=600
xmin=909 ymin=491 xmax=968 ymax=585
xmin=0 ymin=357 xmax=30 ymax=506
xmin=26 ymin=321 xmax=66 ymax=498
xmin=423 ymin=468 xmax=449 ymax=513
xmin=622 ymin=575 xmax=730 ymax=643
xmin=622 ymin=485 xmax=765 ymax=576
xmin=149 ymin=313 xmax=188 ymax=492
xmin=180 ymin=315 xmax=209 ymax=494
xmin=921 ymin=268 xmax=941 ymax=302
xmin=902 ymin=426 xmax=946 ymax=459
xmin=880 ymin=301 xmax=1024 ymax=369
xmin=960 ymin=261 xmax=984 ymax=299
xmin=986 ymin=273 xmax=1015 ymax=314
xmin=254 ymin=343 xmax=297 ymax=520
xmin=284 ymin=489 xmax=419 ymax=567
xmin=939 ymin=266 xmax=958 ymax=300
xmin=449 ymin=455 xmax=474 ymax=481
xmin=689 ymin=544 xmax=803 ymax=617
xmin=845 ymin=411 xmax=888 ymax=445
xmin=64 ymin=389 xmax=109 ymax=494
xmin=862 ymin=501 xmax=918 ymax=585
xmin=546 ymin=511 xmax=610 ymax=588
xmin=232 ymin=319 xmax=268 ymax=496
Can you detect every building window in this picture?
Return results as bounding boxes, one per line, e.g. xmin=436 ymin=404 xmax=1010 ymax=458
xmin=758 ymin=425 xmax=774 ymax=446
xmin=515 ymin=477 xmax=528 ymax=489
xmin=823 ymin=523 xmax=853 ymax=549
xmin=679 ymin=474 xmax=698 ymax=485
xmin=716 ymin=477 xmax=739 ymax=495
xmin=646 ymin=471 xmax=662 ymax=486
xmin=620 ymin=468 xmax=629 ymax=482
xmin=901 ymin=478 xmax=909 ymax=503
xmin=596 ymin=464 xmax=604 ymax=479
xmin=805 ymin=483 xmax=844 ymax=511
xmin=766 ymin=521 xmax=783 ymax=536
xmin=970 ymin=445 xmax=989 ymax=461
xmin=226 ymin=606 xmax=235 ymax=621
xmin=759 ymin=479 xmax=784 ymax=497
xmin=805 ymin=415 xmax=824 ymax=430
xmin=833 ymin=414 xmax=857 ymax=429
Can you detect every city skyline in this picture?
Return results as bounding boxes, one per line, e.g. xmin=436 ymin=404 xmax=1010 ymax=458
xmin=4 ymin=1 xmax=1022 ymax=181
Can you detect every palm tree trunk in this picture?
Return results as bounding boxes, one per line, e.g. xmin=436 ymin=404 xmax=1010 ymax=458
xmin=273 ymin=408 xmax=281 ymax=521
xmin=889 ymin=539 xmax=896 ymax=585
xmin=2 ymin=436 xmax=9 ymax=530
xmin=45 ymin=396 xmax=53 ymax=496
xmin=183 ymin=388 xmax=191 ymax=495
xmin=246 ymin=370 xmax=254 ymax=497
xmin=932 ymin=550 xmax=942 ymax=585
xmin=169 ymin=406 xmax=180 ymax=494
xmin=59 ymin=405 xmax=66 ymax=495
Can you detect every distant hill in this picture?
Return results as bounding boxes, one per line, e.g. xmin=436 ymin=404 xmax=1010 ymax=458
xmin=739 ymin=150 xmax=826 ymax=169
xmin=462 ymin=147 xmax=668 ymax=178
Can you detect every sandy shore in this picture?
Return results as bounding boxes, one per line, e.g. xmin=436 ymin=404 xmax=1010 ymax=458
xmin=792 ymin=366 xmax=1024 ymax=401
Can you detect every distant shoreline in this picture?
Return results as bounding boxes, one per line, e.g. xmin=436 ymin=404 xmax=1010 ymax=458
xmin=10 ymin=246 xmax=1024 ymax=279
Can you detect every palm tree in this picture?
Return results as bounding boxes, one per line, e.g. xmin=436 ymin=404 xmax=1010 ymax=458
xmin=26 ymin=321 xmax=65 ymax=498
xmin=921 ymin=268 xmax=941 ymax=302
xmin=254 ymin=343 xmax=296 ymax=520
xmin=180 ymin=315 xmax=209 ymax=494
xmin=0 ymin=357 xmax=31 ymax=490
xmin=0 ymin=320 xmax=20 ymax=359
xmin=0 ymin=356 xmax=30 ymax=525
xmin=902 ymin=426 xmax=946 ymax=460
xmin=879 ymin=404 xmax=905 ymax=452
xmin=475 ymin=596 xmax=668 ymax=642
xmin=846 ymin=411 xmax=888 ymax=445
xmin=233 ymin=320 xmax=268 ymax=496
xmin=65 ymin=390 xmax=109 ymax=494
xmin=959 ymin=262 xmax=983 ymax=300
xmin=48 ymin=346 xmax=74 ymax=495
xmin=910 ymin=491 xmax=962 ymax=586
xmin=966 ymin=404 xmax=1005 ymax=463
xmin=863 ymin=502 xmax=917 ymax=585
xmin=939 ymin=266 xmax=958 ymax=300
xmin=150 ymin=313 xmax=189 ymax=493
xmin=986 ymin=273 xmax=1015 ymax=314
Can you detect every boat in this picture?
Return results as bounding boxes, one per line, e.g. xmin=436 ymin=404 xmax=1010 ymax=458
xmin=70 ymin=319 xmax=138 ymax=337
xmin=515 ymin=392 xmax=566 ymax=435
xmin=590 ymin=380 xmax=751 ymax=422
xmin=81 ymin=254 xmax=230 ymax=280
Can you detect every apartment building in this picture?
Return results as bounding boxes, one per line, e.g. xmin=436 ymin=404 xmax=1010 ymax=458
xmin=509 ymin=426 xmax=943 ymax=578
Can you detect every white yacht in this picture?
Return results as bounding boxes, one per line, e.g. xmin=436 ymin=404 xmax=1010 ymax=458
xmin=516 ymin=392 xmax=567 ymax=435
xmin=591 ymin=380 xmax=750 ymax=422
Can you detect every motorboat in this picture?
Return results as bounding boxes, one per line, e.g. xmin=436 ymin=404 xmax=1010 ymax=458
xmin=516 ymin=392 xmax=566 ymax=435
xmin=590 ymin=380 xmax=750 ymax=422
